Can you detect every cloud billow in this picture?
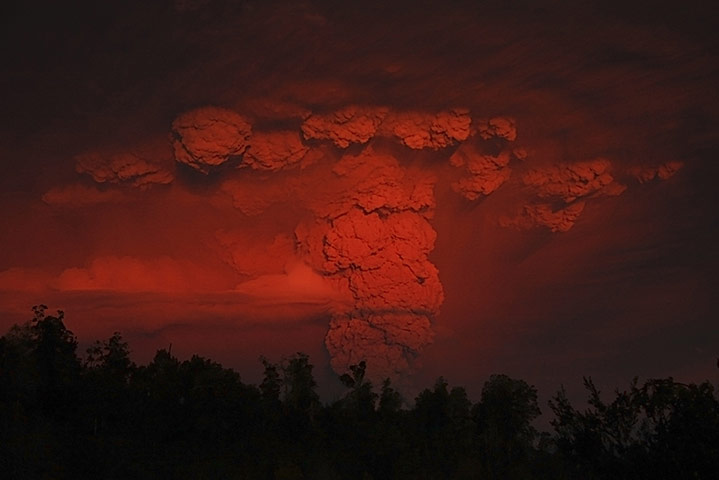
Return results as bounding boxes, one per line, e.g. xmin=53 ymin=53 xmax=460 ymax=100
xmin=25 ymin=99 xmax=684 ymax=382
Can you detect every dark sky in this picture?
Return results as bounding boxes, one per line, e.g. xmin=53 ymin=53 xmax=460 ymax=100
xmin=1 ymin=0 xmax=718 ymax=404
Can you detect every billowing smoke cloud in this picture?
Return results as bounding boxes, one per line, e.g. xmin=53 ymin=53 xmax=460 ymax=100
xmin=163 ymin=100 xmax=686 ymax=380
xmin=446 ymin=121 xmax=634 ymax=233
xmin=325 ymin=313 xmax=435 ymax=379
xmin=293 ymin=149 xmax=444 ymax=379
xmin=500 ymin=202 xmax=587 ymax=233
xmin=244 ymin=131 xmax=310 ymax=171
xmin=0 ymin=0 xmax=714 ymax=410
xmin=301 ymin=106 xmax=388 ymax=148
xmin=522 ymin=158 xmax=625 ymax=203
xmin=300 ymin=107 xmax=472 ymax=151
xmin=167 ymin=103 xmax=454 ymax=380
xmin=75 ymin=151 xmax=173 ymax=187
xmin=23 ymin=95 xmax=686 ymax=383
xmin=450 ymin=146 xmax=513 ymax=200
xmin=447 ymin=116 xmax=521 ymax=201
xmin=476 ymin=117 xmax=517 ymax=142
xmin=498 ymin=158 xmax=627 ymax=232
xmin=629 ymin=161 xmax=684 ymax=184
xmin=171 ymin=106 xmax=252 ymax=172
xmin=382 ymin=109 xmax=472 ymax=149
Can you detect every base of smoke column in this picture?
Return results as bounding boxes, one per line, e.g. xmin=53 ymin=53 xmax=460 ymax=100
xmin=324 ymin=312 xmax=434 ymax=384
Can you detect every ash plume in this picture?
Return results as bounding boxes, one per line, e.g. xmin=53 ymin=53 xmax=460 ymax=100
xmin=171 ymin=106 xmax=252 ymax=173
xmin=26 ymin=96 xmax=688 ymax=383
xmin=74 ymin=140 xmax=174 ymax=188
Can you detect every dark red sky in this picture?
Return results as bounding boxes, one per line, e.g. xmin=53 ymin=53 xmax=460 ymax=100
xmin=1 ymin=0 xmax=717 ymax=403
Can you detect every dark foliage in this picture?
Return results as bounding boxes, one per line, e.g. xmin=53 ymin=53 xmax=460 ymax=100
xmin=1 ymin=307 xmax=717 ymax=479
xmin=549 ymin=377 xmax=719 ymax=480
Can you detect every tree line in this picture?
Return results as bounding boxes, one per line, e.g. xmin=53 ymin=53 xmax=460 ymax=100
xmin=1 ymin=306 xmax=717 ymax=479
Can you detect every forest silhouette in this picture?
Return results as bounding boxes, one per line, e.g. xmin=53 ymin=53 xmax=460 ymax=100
xmin=1 ymin=306 xmax=717 ymax=479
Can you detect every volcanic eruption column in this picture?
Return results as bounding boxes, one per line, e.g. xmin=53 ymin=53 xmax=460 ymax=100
xmin=161 ymin=104 xmax=680 ymax=381
xmin=168 ymin=106 xmax=483 ymax=380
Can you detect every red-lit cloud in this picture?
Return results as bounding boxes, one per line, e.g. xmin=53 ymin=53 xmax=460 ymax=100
xmin=1 ymin=0 xmax=715 ymax=396
xmin=171 ymin=106 xmax=252 ymax=172
xmin=10 ymin=100 xmax=688 ymax=382
xmin=301 ymin=106 xmax=388 ymax=148
xmin=450 ymin=146 xmax=513 ymax=200
xmin=56 ymin=256 xmax=226 ymax=293
xmin=629 ymin=161 xmax=684 ymax=184
xmin=500 ymin=202 xmax=587 ymax=233
xmin=215 ymin=231 xmax=296 ymax=277
xmin=75 ymin=150 xmax=173 ymax=188
xmin=234 ymin=261 xmax=351 ymax=307
xmin=0 ymin=256 xmax=226 ymax=294
xmin=382 ymin=109 xmax=472 ymax=149
xmin=292 ymin=148 xmax=443 ymax=380
xmin=522 ymin=158 xmax=625 ymax=203
xmin=42 ymin=184 xmax=126 ymax=207
xmin=0 ymin=268 xmax=51 ymax=293
xmin=244 ymin=130 xmax=310 ymax=171
xmin=476 ymin=117 xmax=518 ymax=142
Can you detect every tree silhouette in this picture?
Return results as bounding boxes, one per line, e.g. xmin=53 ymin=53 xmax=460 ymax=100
xmin=28 ymin=305 xmax=81 ymax=419
xmin=83 ymin=331 xmax=135 ymax=437
xmin=378 ymin=378 xmax=403 ymax=416
xmin=473 ymin=374 xmax=541 ymax=479
xmin=2 ymin=307 xmax=718 ymax=479
xmin=409 ymin=378 xmax=474 ymax=478
xmin=0 ymin=306 xmax=83 ymax=477
xmin=281 ymin=352 xmax=320 ymax=414
xmin=550 ymin=376 xmax=719 ymax=479
xmin=339 ymin=361 xmax=378 ymax=419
